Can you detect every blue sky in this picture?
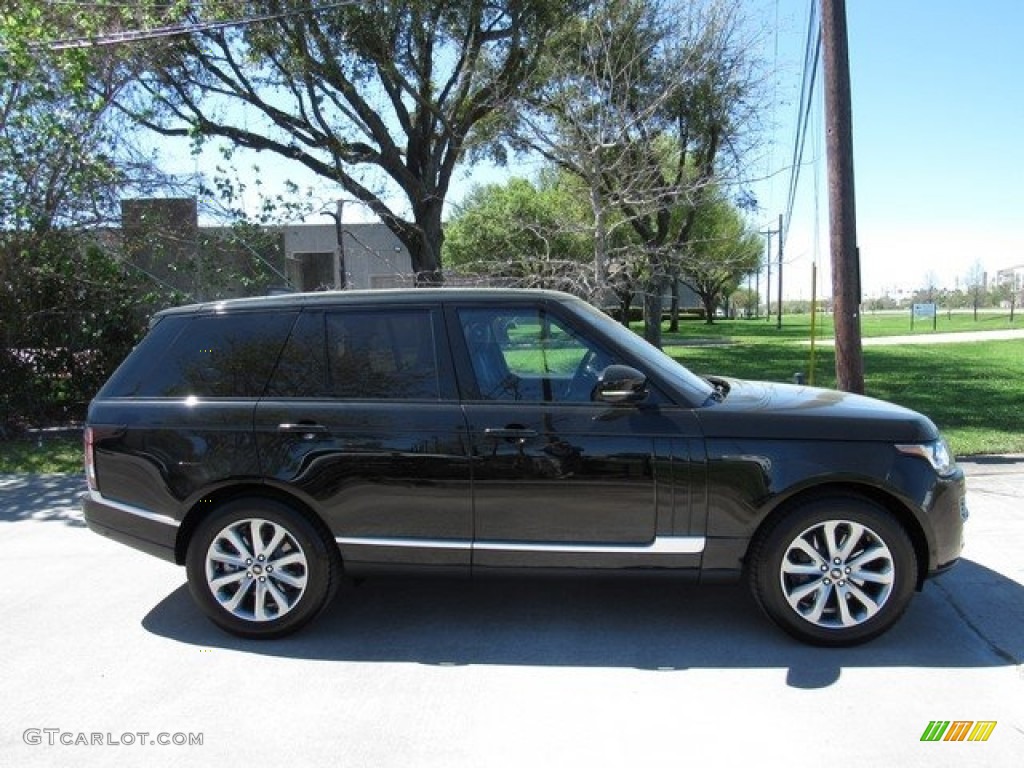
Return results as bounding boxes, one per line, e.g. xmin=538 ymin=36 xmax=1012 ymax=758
xmin=161 ymin=1 xmax=1024 ymax=300
xmin=758 ymin=0 xmax=1024 ymax=298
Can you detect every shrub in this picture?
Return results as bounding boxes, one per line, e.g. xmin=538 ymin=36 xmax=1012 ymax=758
xmin=0 ymin=231 xmax=162 ymax=431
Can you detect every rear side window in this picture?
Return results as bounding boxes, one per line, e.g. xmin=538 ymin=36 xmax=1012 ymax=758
xmin=100 ymin=311 xmax=296 ymax=398
xmin=265 ymin=311 xmax=328 ymax=397
xmin=330 ymin=310 xmax=440 ymax=399
xmin=267 ymin=309 xmax=440 ymax=399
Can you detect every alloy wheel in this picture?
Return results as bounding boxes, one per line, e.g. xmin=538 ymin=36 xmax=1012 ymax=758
xmin=204 ymin=517 xmax=310 ymax=622
xmin=779 ymin=519 xmax=896 ymax=630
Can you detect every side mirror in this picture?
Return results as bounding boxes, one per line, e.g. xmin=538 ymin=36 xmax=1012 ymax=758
xmin=593 ymin=365 xmax=648 ymax=404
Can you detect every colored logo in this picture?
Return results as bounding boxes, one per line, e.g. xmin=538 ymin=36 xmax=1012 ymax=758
xmin=920 ymin=721 xmax=997 ymax=742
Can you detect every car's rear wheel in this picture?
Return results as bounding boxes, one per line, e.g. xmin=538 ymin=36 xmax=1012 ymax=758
xmin=185 ymin=498 xmax=341 ymax=638
xmin=748 ymin=495 xmax=917 ymax=646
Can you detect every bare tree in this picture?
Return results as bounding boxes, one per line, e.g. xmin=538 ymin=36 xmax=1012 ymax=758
xmin=965 ymin=260 xmax=987 ymax=321
xmin=993 ymin=270 xmax=1020 ymax=322
xmin=513 ymin=0 xmax=762 ymax=345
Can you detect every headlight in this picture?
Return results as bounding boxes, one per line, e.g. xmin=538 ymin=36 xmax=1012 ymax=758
xmin=896 ymin=439 xmax=957 ymax=477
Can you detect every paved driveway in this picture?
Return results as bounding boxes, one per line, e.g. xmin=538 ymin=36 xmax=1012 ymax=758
xmin=1 ymin=462 xmax=1021 ymax=768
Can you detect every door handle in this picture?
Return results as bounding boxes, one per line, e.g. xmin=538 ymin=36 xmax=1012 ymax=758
xmin=483 ymin=427 xmax=538 ymax=440
xmin=277 ymin=422 xmax=329 ymax=438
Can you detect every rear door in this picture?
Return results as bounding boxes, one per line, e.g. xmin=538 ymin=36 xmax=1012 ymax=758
xmin=253 ymin=305 xmax=473 ymax=574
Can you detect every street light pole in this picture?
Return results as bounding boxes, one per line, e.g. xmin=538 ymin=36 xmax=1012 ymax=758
xmin=322 ymin=200 xmax=347 ymax=290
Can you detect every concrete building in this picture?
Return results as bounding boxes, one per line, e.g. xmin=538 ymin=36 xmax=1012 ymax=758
xmin=995 ymin=263 xmax=1024 ymax=310
xmin=995 ymin=264 xmax=1024 ymax=291
xmin=280 ymin=222 xmax=413 ymax=291
xmin=120 ymin=198 xmax=415 ymax=300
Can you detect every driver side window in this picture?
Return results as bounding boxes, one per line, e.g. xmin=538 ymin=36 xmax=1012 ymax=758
xmin=458 ymin=307 xmax=613 ymax=402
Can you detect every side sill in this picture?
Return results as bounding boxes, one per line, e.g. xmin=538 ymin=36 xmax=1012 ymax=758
xmin=335 ymin=535 xmax=705 ymax=555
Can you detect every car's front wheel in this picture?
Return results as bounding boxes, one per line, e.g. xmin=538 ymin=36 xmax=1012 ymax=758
xmin=185 ymin=498 xmax=341 ymax=639
xmin=747 ymin=496 xmax=917 ymax=646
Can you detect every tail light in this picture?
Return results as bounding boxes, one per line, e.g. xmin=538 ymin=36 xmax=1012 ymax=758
xmin=84 ymin=427 xmax=97 ymax=491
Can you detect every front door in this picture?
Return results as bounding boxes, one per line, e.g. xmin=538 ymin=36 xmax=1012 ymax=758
xmin=451 ymin=303 xmax=703 ymax=572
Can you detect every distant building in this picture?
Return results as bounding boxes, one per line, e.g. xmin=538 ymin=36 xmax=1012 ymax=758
xmin=280 ymin=222 xmax=413 ymax=291
xmin=995 ymin=264 xmax=1024 ymax=291
xmin=119 ymin=198 xmax=414 ymax=300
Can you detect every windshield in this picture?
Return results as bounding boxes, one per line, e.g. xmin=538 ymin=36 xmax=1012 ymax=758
xmin=568 ymin=298 xmax=716 ymax=406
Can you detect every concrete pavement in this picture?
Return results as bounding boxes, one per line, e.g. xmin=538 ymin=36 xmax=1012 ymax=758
xmin=0 ymin=462 xmax=1021 ymax=768
xmin=813 ymin=328 xmax=1024 ymax=346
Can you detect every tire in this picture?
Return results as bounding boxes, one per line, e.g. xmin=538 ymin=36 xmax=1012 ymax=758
xmin=747 ymin=495 xmax=917 ymax=647
xmin=185 ymin=497 xmax=342 ymax=639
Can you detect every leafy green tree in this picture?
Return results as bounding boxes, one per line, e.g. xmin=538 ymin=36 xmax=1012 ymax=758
xmin=991 ymin=272 xmax=1020 ymax=322
xmin=0 ymin=232 xmax=161 ymax=429
xmin=126 ymin=0 xmax=582 ymax=285
xmin=730 ymin=286 xmax=759 ymax=318
xmin=679 ymin=192 xmax=761 ymax=323
xmin=444 ymin=169 xmax=650 ymax=315
xmin=444 ymin=173 xmax=594 ymax=289
xmin=0 ymin=1 xmax=178 ymax=231
xmin=0 ymin=4 xmax=188 ymax=429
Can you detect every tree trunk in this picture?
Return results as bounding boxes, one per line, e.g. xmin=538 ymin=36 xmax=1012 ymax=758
xmin=702 ymin=292 xmax=716 ymax=325
xmin=643 ymin=280 xmax=664 ymax=348
xmin=669 ymin=280 xmax=680 ymax=332
xmin=406 ymin=198 xmax=445 ymax=286
xmin=617 ymin=291 xmax=633 ymax=327
xmin=591 ymin=183 xmax=608 ymax=291
xmin=643 ymin=247 xmax=665 ymax=347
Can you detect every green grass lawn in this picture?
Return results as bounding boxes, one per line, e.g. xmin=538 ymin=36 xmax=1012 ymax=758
xmin=859 ymin=309 xmax=1020 ymax=337
xmin=661 ymin=312 xmax=1024 ymax=457
xmin=0 ymin=434 xmax=83 ymax=474
xmin=658 ymin=308 xmax=1020 ymax=344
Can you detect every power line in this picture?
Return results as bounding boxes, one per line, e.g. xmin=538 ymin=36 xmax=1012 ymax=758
xmin=2 ymin=1 xmax=360 ymax=53
xmin=782 ymin=0 xmax=822 ymax=245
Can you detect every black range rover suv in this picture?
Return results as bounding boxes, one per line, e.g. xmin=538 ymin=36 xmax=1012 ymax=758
xmin=83 ymin=288 xmax=966 ymax=645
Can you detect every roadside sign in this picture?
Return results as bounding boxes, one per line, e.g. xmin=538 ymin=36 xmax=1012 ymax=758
xmin=912 ymin=302 xmax=937 ymax=330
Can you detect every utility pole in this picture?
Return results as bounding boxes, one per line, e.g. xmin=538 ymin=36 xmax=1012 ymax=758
xmin=776 ymin=212 xmax=784 ymax=330
xmin=760 ymin=221 xmax=780 ymax=322
xmin=822 ymin=0 xmax=864 ymax=393
xmin=754 ymin=267 xmax=760 ymax=318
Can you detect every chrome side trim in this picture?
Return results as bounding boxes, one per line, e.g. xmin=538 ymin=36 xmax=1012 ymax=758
xmin=335 ymin=535 xmax=704 ymax=555
xmin=475 ymin=536 xmax=705 ymax=555
xmin=336 ymin=536 xmax=472 ymax=551
xmin=88 ymin=490 xmax=181 ymax=529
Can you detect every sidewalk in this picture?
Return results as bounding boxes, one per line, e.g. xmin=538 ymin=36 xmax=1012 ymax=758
xmin=811 ymin=328 xmax=1024 ymax=346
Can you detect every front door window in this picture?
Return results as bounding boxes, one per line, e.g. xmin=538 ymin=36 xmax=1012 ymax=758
xmin=458 ymin=307 xmax=614 ymax=403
